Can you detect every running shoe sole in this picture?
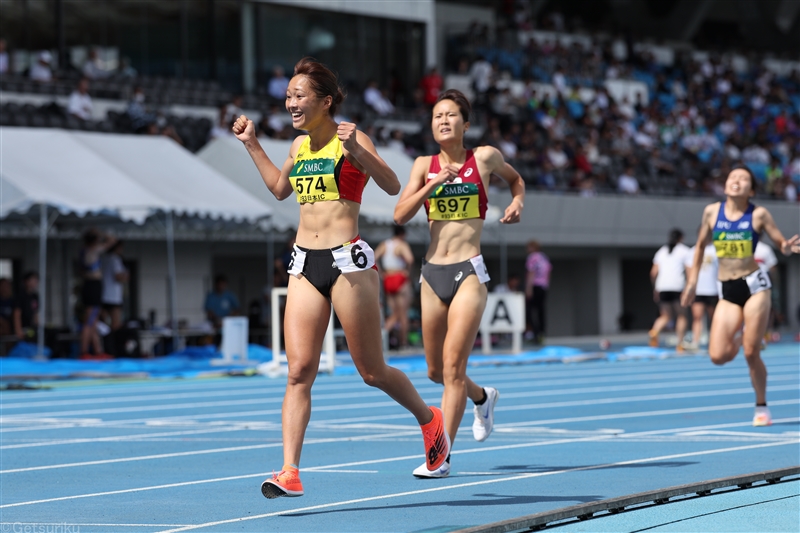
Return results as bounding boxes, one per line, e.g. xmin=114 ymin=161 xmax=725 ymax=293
xmin=261 ymin=479 xmax=304 ymax=498
xmin=413 ymin=460 xmax=450 ymax=478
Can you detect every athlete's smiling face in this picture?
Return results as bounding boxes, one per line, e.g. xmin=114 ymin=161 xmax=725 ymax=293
xmin=725 ymin=168 xmax=755 ymax=199
xmin=431 ymin=99 xmax=469 ymax=144
xmin=285 ymin=75 xmax=331 ymax=130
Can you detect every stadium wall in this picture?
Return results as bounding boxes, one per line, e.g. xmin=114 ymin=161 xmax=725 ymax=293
xmin=2 ymin=197 xmax=797 ymax=338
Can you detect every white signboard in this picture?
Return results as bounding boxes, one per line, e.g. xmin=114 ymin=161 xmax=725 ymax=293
xmin=479 ymin=292 xmax=526 ymax=354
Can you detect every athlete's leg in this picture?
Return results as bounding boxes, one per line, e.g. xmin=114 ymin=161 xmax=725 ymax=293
xmin=281 ymin=275 xmax=328 ymax=467
xmin=673 ymin=300 xmax=688 ymax=347
xmin=708 ymin=299 xmax=744 ymax=365
xmin=650 ymin=302 xmax=672 ymax=337
xmin=332 ymin=269 xmax=432 ymax=425
xmin=741 ymin=290 xmax=771 ymax=406
xmin=384 ymin=291 xmax=399 ymax=333
xmin=81 ymin=306 xmax=99 ymax=354
xmin=439 ymin=276 xmax=487 ymax=445
xmin=396 ymin=282 xmax=412 ymax=347
xmin=691 ymin=301 xmax=706 ymax=346
xmin=420 ymin=278 xmax=448 ymax=386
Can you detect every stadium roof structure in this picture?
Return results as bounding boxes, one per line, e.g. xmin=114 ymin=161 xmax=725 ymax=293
xmin=198 ymin=135 xmax=429 ymax=228
xmin=0 ymin=127 xmax=271 ymax=224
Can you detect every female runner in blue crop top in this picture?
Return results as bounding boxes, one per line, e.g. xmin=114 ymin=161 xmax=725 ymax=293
xmin=682 ymin=165 xmax=799 ymax=426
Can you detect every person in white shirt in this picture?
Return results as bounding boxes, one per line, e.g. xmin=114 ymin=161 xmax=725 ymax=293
xmin=754 ymin=241 xmax=777 ymax=275
xmin=67 ymin=78 xmax=93 ymax=121
xmin=754 ymin=241 xmax=779 ymax=338
xmin=30 ymin=51 xmax=53 ymax=82
xmin=363 ymin=80 xmax=395 ymax=116
xmin=267 ymin=65 xmax=289 ymax=101
xmin=685 ymin=241 xmax=718 ymax=349
xmin=649 ymin=229 xmax=691 ymax=350
xmin=82 ymin=48 xmax=109 ymax=79
xmin=617 ymin=166 xmax=640 ymax=194
xmin=101 ymin=241 xmax=128 ymax=331
xmin=469 ymin=56 xmax=493 ymax=95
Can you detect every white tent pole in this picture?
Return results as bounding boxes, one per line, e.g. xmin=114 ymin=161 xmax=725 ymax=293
xmin=37 ymin=204 xmax=47 ymax=358
xmin=499 ymin=225 xmax=508 ymax=288
xmin=165 ymin=211 xmax=179 ymax=351
xmin=266 ymin=226 xmax=274 ymax=292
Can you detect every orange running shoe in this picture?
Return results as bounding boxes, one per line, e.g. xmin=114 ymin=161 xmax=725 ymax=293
xmin=261 ymin=465 xmax=304 ymax=498
xmin=421 ymin=406 xmax=450 ymax=471
xmin=648 ymin=330 xmax=659 ymax=347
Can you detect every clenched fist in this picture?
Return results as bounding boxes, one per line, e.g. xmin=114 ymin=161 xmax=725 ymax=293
xmin=337 ymin=121 xmax=360 ymax=152
xmin=232 ymin=115 xmax=255 ymax=142
xmin=431 ymin=164 xmax=460 ymax=186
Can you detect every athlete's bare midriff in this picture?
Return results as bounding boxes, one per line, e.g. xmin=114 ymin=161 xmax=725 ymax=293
xmin=426 ymin=218 xmax=483 ymax=264
xmin=717 ymin=257 xmax=760 ymax=281
xmin=708 ymin=202 xmax=761 ymax=281
xmin=295 ymin=199 xmax=361 ymax=249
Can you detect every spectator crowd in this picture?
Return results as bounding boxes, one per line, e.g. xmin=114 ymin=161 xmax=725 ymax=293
xmin=2 ymin=9 xmax=799 ymax=202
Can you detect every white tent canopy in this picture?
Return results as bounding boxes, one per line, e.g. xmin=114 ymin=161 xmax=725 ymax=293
xmin=0 ymin=128 xmax=272 ymax=223
xmin=1 ymin=128 xmax=165 ymax=223
xmin=198 ymin=136 xmax=429 ymax=227
xmin=0 ymin=127 xmax=273 ymax=357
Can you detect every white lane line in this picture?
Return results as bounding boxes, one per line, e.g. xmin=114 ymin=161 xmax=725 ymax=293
xmin=0 ymin=523 xmax=190 ymax=528
xmin=3 ymin=382 xmax=797 ymax=436
xmin=1 ymin=349 xmax=795 ymax=404
xmin=154 ymin=439 xmax=800 ymax=533
xmin=5 ymin=362 xmax=796 ymax=410
xmin=3 ymin=358 xmax=797 ymax=413
xmin=1 ymin=418 xmax=795 ymax=507
xmin=4 ymin=374 xmax=796 ymax=422
xmin=307 ymin=397 xmax=800 ymax=428
xmin=498 ymin=374 xmax=798 ymax=400
xmin=496 ymin=384 xmax=799 ymax=413
xmin=495 ymin=398 xmax=800 ymax=428
xmin=0 ymin=430 xmax=417 ymax=474
xmin=0 ymin=472 xmax=269 ymax=509
xmin=308 ymin=469 xmax=379 ymax=473
xmin=0 ymin=427 xmax=264 ymax=450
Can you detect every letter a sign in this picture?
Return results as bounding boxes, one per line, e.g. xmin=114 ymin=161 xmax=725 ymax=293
xmin=479 ymin=292 xmax=525 ymax=354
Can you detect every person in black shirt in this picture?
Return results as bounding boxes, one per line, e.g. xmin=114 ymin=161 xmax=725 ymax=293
xmin=13 ymin=271 xmax=39 ymax=339
xmin=0 ymin=278 xmax=13 ymax=337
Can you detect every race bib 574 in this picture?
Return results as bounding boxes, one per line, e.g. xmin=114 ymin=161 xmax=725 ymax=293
xmin=289 ymin=158 xmax=340 ymax=203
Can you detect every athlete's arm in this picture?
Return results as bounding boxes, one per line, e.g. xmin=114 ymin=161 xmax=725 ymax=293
xmin=756 ymin=206 xmax=800 ymax=256
xmin=393 ymin=157 xmax=459 ymax=225
xmin=97 ymin=234 xmax=118 ymax=254
xmin=12 ymin=308 xmax=23 ymax=339
xmin=482 ymin=147 xmax=525 ymax=224
xmin=233 ymin=115 xmax=295 ymax=200
xmin=399 ymin=240 xmax=415 ymax=267
xmin=374 ymin=241 xmax=386 ymax=263
xmin=340 ymin=125 xmax=400 ymax=195
xmin=681 ymin=205 xmax=714 ymax=306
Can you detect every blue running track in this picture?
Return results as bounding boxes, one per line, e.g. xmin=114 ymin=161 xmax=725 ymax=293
xmin=1 ymin=343 xmax=798 ymax=532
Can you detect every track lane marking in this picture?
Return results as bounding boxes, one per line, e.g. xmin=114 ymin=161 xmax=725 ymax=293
xmin=2 ymin=377 xmax=796 ymax=422
xmin=4 ymin=362 xmax=797 ymax=410
xmin=1 ymin=418 xmax=796 ymax=506
xmin=154 ymin=440 xmax=800 ymax=533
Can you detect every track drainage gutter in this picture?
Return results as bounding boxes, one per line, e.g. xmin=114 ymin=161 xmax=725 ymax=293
xmin=453 ymin=465 xmax=800 ymax=533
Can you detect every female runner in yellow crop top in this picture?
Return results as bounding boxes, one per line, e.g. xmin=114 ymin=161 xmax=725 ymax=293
xmin=682 ymin=165 xmax=799 ymax=426
xmin=233 ymin=58 xmax=449 ymax=498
